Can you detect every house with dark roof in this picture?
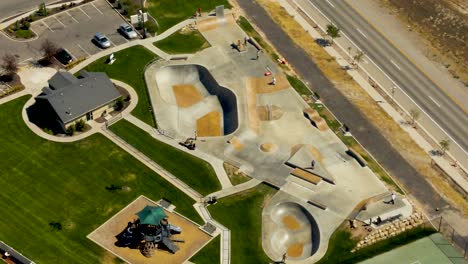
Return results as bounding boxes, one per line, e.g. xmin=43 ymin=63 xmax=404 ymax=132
xmin=34 ymin=70 xmax=121 ymax=133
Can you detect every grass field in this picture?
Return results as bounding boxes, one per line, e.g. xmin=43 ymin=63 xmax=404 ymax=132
xmin=146 ymin=0 xmax=231 ymax=33
xmin=154 ymin=30 xmax=210 ymax=54
xmin=208 ymin=184 xmax=275 ymax=263
xmin=189 ymin=235 xmax=220 ymax=263
xmin=109 ymin=119 xmax=221 ymax=196
xmin=84 ymin=45 xmax=157 ymax=127
xmin=0 ymin=96 xmax=202 ymax=264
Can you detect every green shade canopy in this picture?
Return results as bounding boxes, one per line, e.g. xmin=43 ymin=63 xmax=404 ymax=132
xmin=136 ymin=206 xmax=167 ymax=225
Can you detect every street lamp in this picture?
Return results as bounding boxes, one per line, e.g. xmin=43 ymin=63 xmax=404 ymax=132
xmin=139 ymin=10 xmax=146 ymax=38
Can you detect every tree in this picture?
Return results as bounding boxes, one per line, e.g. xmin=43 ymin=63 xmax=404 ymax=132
xmin=40 ymin=39 xmax=58 ymax=62
xmin=326 ymin=23 xmax=341 ymax=44
xmin=353 ymin=50 xmax=364 ymax=69
xmin=66 ymin=124 xmax=75 ymax=136
xmin=75 ymin=119 xmax=86 ymax=132
xmin=409 ymin=109 xmax=420 ymax=128
xmin=115 ymin=97 xmax=124 ymax=110
xmin=1 ymin=53 xmax=18 ymax=78
xmin=439 ymin=139 xmax=450 ymax=156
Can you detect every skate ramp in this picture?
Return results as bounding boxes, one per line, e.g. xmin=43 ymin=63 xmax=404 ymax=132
xmin=264 ymin=202 xmax=320 ymax=260
xmin=155 ymin=64 xmax=238 ymax=136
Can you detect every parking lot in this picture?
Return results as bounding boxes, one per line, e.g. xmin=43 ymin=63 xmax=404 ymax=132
xmin=0 ymin=0 xmax=132 ymax=63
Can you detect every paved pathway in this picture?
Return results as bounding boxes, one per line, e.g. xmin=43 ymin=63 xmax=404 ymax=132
xmin=207 ymin=178 xmax=262 ymax=200
xmin=236 ymin=0 xmax=467 ymax=237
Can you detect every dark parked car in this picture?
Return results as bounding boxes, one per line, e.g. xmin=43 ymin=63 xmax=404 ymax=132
xmin=316 ymin=38 xmax=332 ymax=47
xmin=54 ymin=48 xmax=73 ymax=65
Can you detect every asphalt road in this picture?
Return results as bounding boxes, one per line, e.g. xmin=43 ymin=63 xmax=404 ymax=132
xmin=0 ymin=0 xmax=65 ymax=22
xmin=235 ymin=0 xmax=467 ymax=238
xmin=302 ymin=0 xmax=468 ymax=154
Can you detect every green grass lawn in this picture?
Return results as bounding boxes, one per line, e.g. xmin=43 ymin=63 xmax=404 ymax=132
xmin=84 ymin=45 xmax=157 ymax=127
xmin=208 ymin=184 xmax=276 ymax=263
xmin=146 ymin=0 xmax=231 ymax=33
xmin=109 ymin=119 xmax=221 ymax=196
xmin=189 ymin=235 xmax=220 ymax=263
xmin=154 ymin=30 xmax=210 ymax=54
xmin=0 ymin=96 xmax=202 ymax=264
xmin=316 ymin=224 xmax=436 ymax=264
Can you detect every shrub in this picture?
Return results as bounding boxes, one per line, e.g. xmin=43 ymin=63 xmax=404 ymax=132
xmin=75 ymin=119 xmax=86 ymax=132
xmin=43 ymin=128 xmax=53 ymax=135
xmin=115 ymin=97 xmax=124 ymax=110
xmin=109 ymin=0 xmax=116 ymax=3
xmin=27 ymin=15 xmax=34 ymax=22
xmin=21 ymin=21 xmax=30 ymax=30
xmin=66 ymin=124 xmax=75 ymax=136
xmin=123 ymin=0 xmax=131 ymax=6
xmin=117 ymin=2 xmax=122 ymax=9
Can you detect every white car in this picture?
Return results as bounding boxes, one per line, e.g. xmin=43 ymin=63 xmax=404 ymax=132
xmin=93 ymin=33 xmax=111 ymax=48
xmin=119 ymin=24 xmax=137 ymax=39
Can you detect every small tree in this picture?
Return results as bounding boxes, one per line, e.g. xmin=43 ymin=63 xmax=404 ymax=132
xmin=40 ymin=39 xmax=59 ymax=62
xmin=409 ymin=109 xmax=420 ymax=127
xmin=326 ymin=23 xmax=341 ymax=44
xmin=439 ymin=139 xmax=450 ymax=156
xmin=1 ymin=53 xmax=18 ymax=78
xmin=353 ymin=50 xmax=364 ymax=69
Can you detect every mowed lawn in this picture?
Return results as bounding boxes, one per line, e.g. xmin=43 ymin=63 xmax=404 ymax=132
xmin=208 ymin=184 xmax=276 ymax=263
xmin=154 ymin=30 xmax=210 ymax=54
xmin=109 ymin=120 xmax=221 ymax=196
xmin=147 ymin=0 xmax=231 ymax=33
xmin=189 ymin=235 xmax=220 ymax=263
xmin=84 ymin=45 xmax=157 ymax=127
xmin=0 ymin=96 xmax=202 ymax=264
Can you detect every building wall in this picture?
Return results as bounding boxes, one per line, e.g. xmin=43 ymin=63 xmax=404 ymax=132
xmin=64 ymin=101 xmax=116 ymax=129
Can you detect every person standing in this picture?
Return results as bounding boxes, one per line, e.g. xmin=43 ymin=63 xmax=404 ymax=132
xmin=390 ymin=192 xmax=396 ymax=205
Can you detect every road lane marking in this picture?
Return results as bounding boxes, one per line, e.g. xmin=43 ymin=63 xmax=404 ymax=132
xmin=91 ymin=3 xmax=104 ymax=15
xmin=326 ymin=0 xmax=335 ymax=8
xmin=67 ymin=11 xmax=79 ymax=23
xmin=77 ymin=44 xmax=91 ymax=56
xmin=42 ymin=21 xmax=54 ymax=32
xmin=390 ymin=60 xmax=402 ymax=70
xmin=53 ymin=16 xmax=66 ymax=28
xmin=428 ymin=96 xmax=441 ymax=107
xmin=79 ymin=7 xmax=91 ymax=19
xmin=356 ymin=28 xmax=367 ymax=38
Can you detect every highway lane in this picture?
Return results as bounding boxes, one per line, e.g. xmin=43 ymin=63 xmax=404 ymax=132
xmin=301 ymin=0 xmax=468 ymax=152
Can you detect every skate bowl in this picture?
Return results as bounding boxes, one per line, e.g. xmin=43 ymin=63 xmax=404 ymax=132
xmin=263 ymin=202 xmax=320 ymax=260
xmin=155 ymin=64 xmax=238 ymax=136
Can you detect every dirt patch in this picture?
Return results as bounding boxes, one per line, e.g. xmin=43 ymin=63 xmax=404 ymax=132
xmin=196 ymin=111 xmax=222 ymax=137
xmin=88 ymin=196 xmax=211 ymax=264
xmin=379 ymin=0 xmax=468 ymax=84
xmin=253 ymin=0 xmax=468 ymax=216
xmin=229 ymin=136 xmax=245 ymax=151
xmin=287 ymin=243 xmax=304 ymax=257
xmin=260 ymin=142 xmax=278 ymax=153
xmin=172 ymin=85 xmax=203 ymax=108
xmin=283 ymin=215 xmax=301 ymax=230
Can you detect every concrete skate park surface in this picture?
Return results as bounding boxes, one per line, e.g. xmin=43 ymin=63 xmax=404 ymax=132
xmin=151 ymin=64 xmax=238 ymax=138
xmin=143 ymin=13 xmax=406 ymax=262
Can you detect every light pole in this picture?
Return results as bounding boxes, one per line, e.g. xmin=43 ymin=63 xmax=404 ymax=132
xmin=140 ymin=0 xmax=146 ymax=38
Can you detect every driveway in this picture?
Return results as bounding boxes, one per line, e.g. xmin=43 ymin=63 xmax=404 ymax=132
xmin=0 ymin=0 xmax=131 ymax=63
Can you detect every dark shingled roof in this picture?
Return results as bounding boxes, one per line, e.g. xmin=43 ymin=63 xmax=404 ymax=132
xmin=0 ymin=240 xmax=35 ymax=264
xmin=36 ymin=70 xmax=121 ymax=124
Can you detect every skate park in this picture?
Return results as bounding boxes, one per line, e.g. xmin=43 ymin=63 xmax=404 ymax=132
xmin=144 ymin=10 xmax=413 ymax=263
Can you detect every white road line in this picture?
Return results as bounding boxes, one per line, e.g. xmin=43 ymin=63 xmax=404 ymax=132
xmin=77 ymin=44 xmax=91 ymax=56
xmin=42 ymin=21 xmax=54 ymax=32
xmin=79 ymin=7 xmax=91 ymax=19
xmin=356 ymin=28 xmax=367 ymax=38
xmin=428 ymin=96 xmax=441 ymax=107
xmin=67 ymin=11 xmax=79 ymax=23
xmin=53 ymin=16 xmax=66 ymax=28
xmin=326 ymin=0 xmax=335 ymax=8
xmin=390 ymin=60 xmax=402 ymax=70
xmin=91 ymin=3 xmax=104 ymax=15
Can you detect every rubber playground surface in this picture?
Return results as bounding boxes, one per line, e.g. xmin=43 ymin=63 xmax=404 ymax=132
xmin=360 ymin=233 xmax=467 ymax=264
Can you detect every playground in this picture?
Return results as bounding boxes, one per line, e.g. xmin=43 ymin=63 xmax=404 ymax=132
xmin=88 ymin=196 xmax=211 ymax=264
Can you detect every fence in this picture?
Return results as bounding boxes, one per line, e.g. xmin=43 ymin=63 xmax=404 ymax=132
xmin=432 ymin=216 xmax=468 ymax=259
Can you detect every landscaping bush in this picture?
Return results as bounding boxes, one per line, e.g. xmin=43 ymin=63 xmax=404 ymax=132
xmin=21 ymin=21 xmax=30 ymax=30
xmin=109 ymin=0 xmax=116 ymax=3
xmin=115 ymin=97 xmax=124 ymax=111
xmin=66 ymin=124 xmax=75 ymax=136
xmin=43 ymin=128 xmax=53 ymax=135
xmin=75 ymin=119 xmax=86 ymax=132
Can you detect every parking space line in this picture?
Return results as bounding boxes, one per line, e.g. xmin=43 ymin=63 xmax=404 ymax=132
xmin=79 ymin=6 xmax=91 ymax=19
xmin=67 ymin=11 xmax=79 ymax=23
xmin=42 ymin=21 xmax=54 ymax=32
xmin=53 ymin=16 xmax=66 ymax=27
xmin=77 ymin=44 xmax=91 ymax=56
xmin=108 ymin=39 xmax=116 ymax=47
xmin=91 ymin=2 xmax=104 ymax=15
